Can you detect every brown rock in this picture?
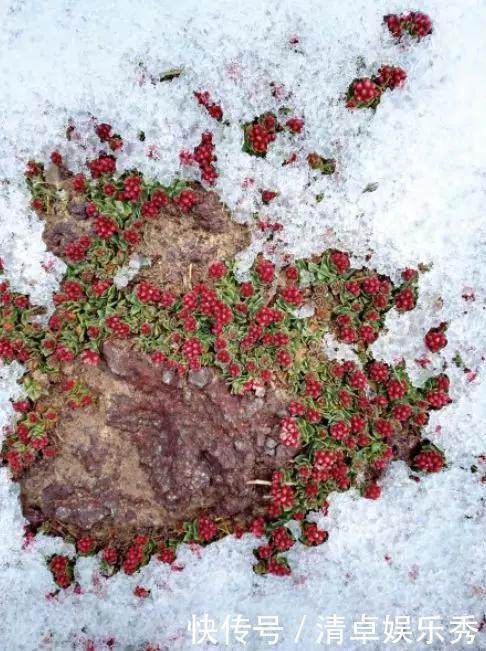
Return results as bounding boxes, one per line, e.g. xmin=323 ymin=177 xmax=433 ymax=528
xmin=20 ymin=340 xmax=294 ymax=545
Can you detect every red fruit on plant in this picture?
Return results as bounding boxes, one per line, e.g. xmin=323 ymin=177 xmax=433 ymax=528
xmin=349 ymin=370 xmax=367 ymax=390
xmin=251 ymin=517 xmax=265 ymax=538
xmin=208 ymin=104 xmax=223 ymax=120
xmin=276 ymin=349 xmax=292 ymax=367
xmin=65 ymin=238 xmax=90 ymax=262
xmin=255 ymin=306 xmax=283 ymax=327
xmin=240 ymin=281 xmax=254 ymax=298
xmin=49 ymin=554 xmax=70 ymax=575
xmin=208 ymin=260 xmax=227 ymax=279
xmin=424 ymin=327 xmax=447 ymax=352
xmin=261 ymin=369 xmax=273 ymax=383
xmin=301 ymin=522 xmax=328 ymax=546
xmin=63 ymin=279 xmax=84 ymax=301
xmin=281 ymin=286 xmax=303 ymax=306
xmin=50 ymin=151 xmax=63 ymax=166
xmin=198 ymin=515 xmax=217 ymax=542
xmin=96 ymin=123 xmax=112 ymax=141
xmin=267 ymin=558 xmax=291 ymax=576
xmin=123 ymin=544 xmax=144 ymax=575
xmin=348 ymin=79 xmax=381 ymax=108
xmin=13 ymin=400 xmax=30 ymax=413
xmin=367 ymin=361 xmax=389 ymax=383
xmin=255 ymin=259 xmax=275 ymax=284
xmin=364 ymin=483 xmax=381 ymax=500
xmin=123 ymin=175 xmax=142 ymax=202
xmin=392 ymin=404 xmax=412 ymax=421
xmin=280 ymin=416 xmax=301 ymax=447
xmin=94 ymin=215 xmax=117 ymax=239
xmin=285 ymin=266 xmax=299 ymax=281
xmin=413 ymin=449 xmax=444 ymax=473
xmin=375 ymin=419 xmax=393 ymax=438
xmin=123 ymin=229 xmax=141 ymax=245
xmin=394 ymin=287 xmax=416 ymax=311
xmin=345 ymin=281 xmax=360 ymax=295
xmin=72 ymin=173 xmax=86 ymax=194
xmin=330 ymin=420 xmax=350 ymax=441
xmin=305 ymin=375 xmax=322 ymax=398
xmin=134 ymin=586 xmax=150 ymax=598
xmin=375 ymin=65 xmax=407 ymax=90
xmin=270 ymin=483 xmax=295 ymax=509
xmin=102 ymin=547 xmax=118 ymax=565
xmin=88 ymin=155 xmax=116 ymax=178
xmin=14 ymin=295 xmax=29 ymax=309
xmin=426 ymin=389 xmax=450 ymax=409
xmin=407 ymin=12 xmax=433 ymax=38
xmin=247 ymin=123 xmax=272 ymax=155
xmin=401 ymin=268 xmax=417 ymax=282
xmin=174 ymin=189 xmax=198 ymax=212
xmin=286 ymin=118 xmax=304 ymax=133
xmin=136 ymin=281 xmax=161 ymax=304
xmin=386 ymin=378 xmax=407 ymax=400
xmin=434 ymin=374 xmax=450 ymax=392
xmin=330 ymin=251 xmax=350 ymax=274
xmin=362 ymin=276 xmax=381 ymax=294
xmin=270 ymin=526 xmax=294 ymax=551
xmin=384 ymin=12 xmax=433 ymax=40
xmin=85 ymin=202 xmax=98 ymax=218
xmin=360 ymin=324 xmax=377 ymax=344
xmin=158 ymin=546 xmax=176 ymax=564
xmin=257 ymin=545 xmax=273 ymax=559
xmin=81 ymin=349 xmax=100 ymax=366
xmin=314 ymin=449 xmax=338 ymax=468
xmin=91 ymin=279 xmax=112 ymax=297
xmin=350 ymin=415 xmax=366 ymax=433
xmin=25 ymin=160 xmax=41 ymax=177
xmin=77 ymin=536 xmax=95 ymax=555
xmin=339 ymin=326 xmax=358 ymax=344
xmin=288 ymin=400 xmax=306 ymax=416
xmin=261 ymin=190 xmax=278 ymax=204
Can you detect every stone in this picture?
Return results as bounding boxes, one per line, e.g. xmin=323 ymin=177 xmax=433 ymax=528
xmin=20 ymin=340 xmax=293 ymax=544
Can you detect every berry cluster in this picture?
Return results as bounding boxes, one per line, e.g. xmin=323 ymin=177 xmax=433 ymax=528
xmin=346 ymin=65 xmax=407 ymax=109
xmin=181 ymin=131 xmax=218 ymax=186
xmin=1 ymin=402 xmax=57 ymax=474
xmin=424 ymin=323 xmax=448 ymax=352
xmin=384 ymin=11 xmax=433 ymax=39
xmin=48 ymin=555 xmax=74 ymax=589
xmin=94 ymin=122 xmax=124 ymax=151
xmin=194 ymin=90 xmax=224 ymax=121
xmin=242 ymin=111 xmax=304 ymax=157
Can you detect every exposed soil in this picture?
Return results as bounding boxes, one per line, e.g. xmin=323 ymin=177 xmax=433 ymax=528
xmin=20 ymin=339 xmax=294 ymax=545
xmin=42 ymin=170 xmax=250 ymax=292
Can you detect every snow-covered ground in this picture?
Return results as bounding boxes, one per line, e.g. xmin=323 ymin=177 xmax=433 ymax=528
xmin=0 ymin=0 xmax=485 ymax=649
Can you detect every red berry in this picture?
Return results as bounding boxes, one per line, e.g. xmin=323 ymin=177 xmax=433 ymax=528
xmin=424 ymin=327 xmax=447 ymax=352
xmin=414 ymin=449 xmax=444 ymax=473
xmin=364 ymin=483 xmax=381 ymax=500
xmin=50 ymin=151 xmax=62 ymax=166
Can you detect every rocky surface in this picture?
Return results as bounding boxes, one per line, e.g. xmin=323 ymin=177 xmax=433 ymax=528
xmin=20 ymin=340 xmax=293 ymax=544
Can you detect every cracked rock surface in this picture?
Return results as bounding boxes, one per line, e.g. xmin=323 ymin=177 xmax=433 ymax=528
xmin=20 ymin=340 xmax=293 ymax=544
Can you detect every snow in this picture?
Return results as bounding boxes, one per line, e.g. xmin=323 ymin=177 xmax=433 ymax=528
xmin=0 ymin=0 xmax=485 ymax=649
